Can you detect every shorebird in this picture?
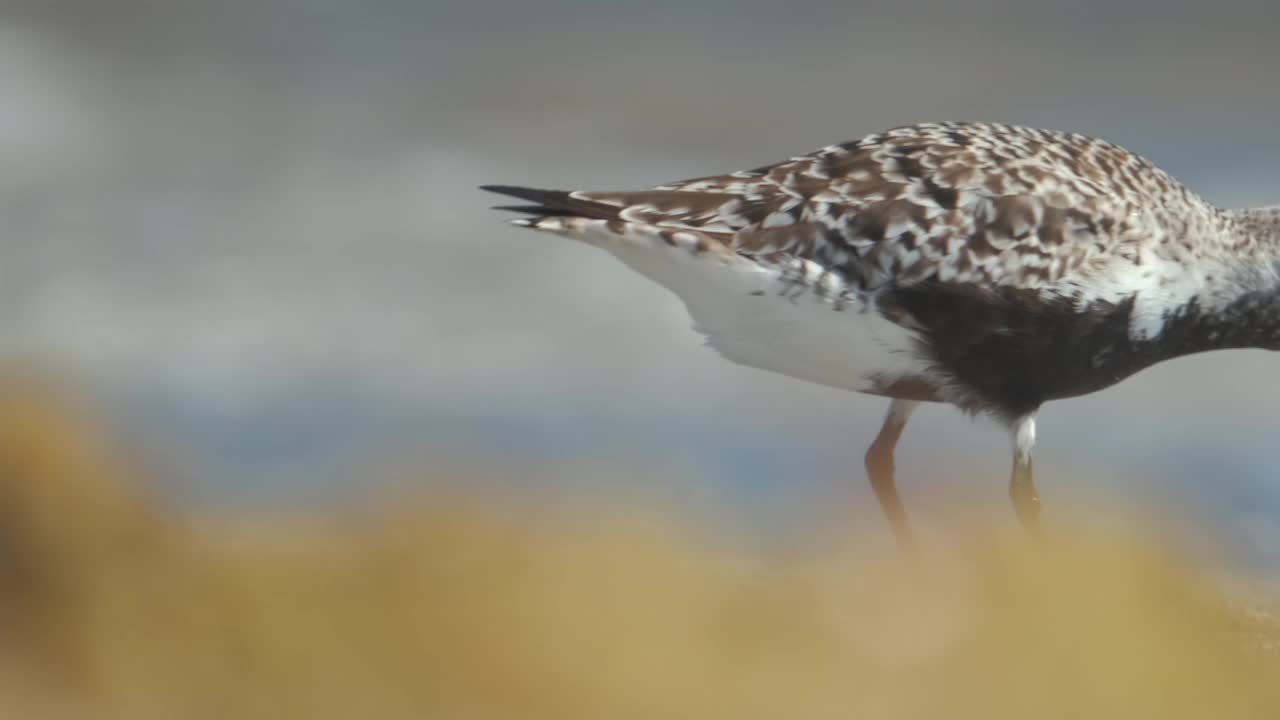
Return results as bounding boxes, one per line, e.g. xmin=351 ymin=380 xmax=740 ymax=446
xmin=482 ymin=121 xmax=1280 ymax=547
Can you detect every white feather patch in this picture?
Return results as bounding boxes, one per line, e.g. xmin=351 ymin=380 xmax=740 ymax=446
xmin=524 ymin=217 xmax=936 ymax=394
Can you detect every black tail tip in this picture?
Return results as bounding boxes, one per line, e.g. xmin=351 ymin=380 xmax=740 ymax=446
xmin=479 ymin=184 xmax=573 ymax=207
xmin=489 ymin=204 xmax=563 ymax=217
xmin=478 ymin=184 xmax=522 ymax=196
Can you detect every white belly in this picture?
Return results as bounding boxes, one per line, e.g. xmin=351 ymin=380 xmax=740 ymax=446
xmin=684 ymin=282 xmax=927 ymax=394
xmin=597 ymin=228 xmax=931 ymax=394
xmin=525 ymin=215 xmax=934 ymax=394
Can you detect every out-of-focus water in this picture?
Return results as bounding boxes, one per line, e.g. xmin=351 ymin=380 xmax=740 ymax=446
xmin=2 ymin=1 xmax=1280 ymax=562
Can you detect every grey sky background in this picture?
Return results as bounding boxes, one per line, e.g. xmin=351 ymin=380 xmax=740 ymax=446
xmin=1 ymin=1 xmax=1279 ymax=557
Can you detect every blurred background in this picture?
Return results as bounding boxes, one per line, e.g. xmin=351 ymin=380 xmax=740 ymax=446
xmin=3 ymin=1 xmax=1280 ymax=716
xmin=4 ymin=0 xmax=1280 ymax=558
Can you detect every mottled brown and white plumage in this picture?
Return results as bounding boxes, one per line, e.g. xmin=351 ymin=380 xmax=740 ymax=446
xmin=482 ymin=121 xmax=1280 ymax=546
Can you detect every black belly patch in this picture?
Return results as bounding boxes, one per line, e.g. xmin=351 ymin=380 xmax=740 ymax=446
xmin=878 ymin=282 xmax=1170 ymax=420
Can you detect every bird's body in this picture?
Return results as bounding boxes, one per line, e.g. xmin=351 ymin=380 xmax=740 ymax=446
xmin=483 ymin=121 xmax=1280 ymax=544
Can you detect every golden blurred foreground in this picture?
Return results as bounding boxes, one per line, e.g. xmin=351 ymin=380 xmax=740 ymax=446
xmin=0 ymin=379 xmax=1278 ymax=719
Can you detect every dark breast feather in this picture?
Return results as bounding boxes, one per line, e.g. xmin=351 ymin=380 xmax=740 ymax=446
xmin=880 ymin=280 xmax=1280 ymax=420
xmin=878 ymin=283 xmax=1142 ymax=419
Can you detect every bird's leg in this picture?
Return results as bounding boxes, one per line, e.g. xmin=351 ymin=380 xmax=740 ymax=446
xmin=1008 ymin=414 xmax=1041 ymax=535
xmin=865 ymin=399 xmax=919 ymax=549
